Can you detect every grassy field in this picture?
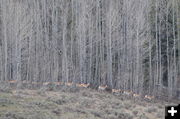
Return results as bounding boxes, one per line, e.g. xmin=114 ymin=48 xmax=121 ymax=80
xmin=0 ymin=82 xmax=175 ymax=119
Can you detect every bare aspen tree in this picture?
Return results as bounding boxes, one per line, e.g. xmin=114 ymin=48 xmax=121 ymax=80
xmin=107 ymin=0 xmax=113 ymax=88
xmin=0 ymin=0 xmax=2 ymax=81
xmin=155 ymin=0 xmax=159 ymax=93
xmin=158 ymin=0 xmax=162 ymax=93
xmin=62 ymin=2 xmax=68 ymax=83
xmin=135 ymin=4 xmax=140 ymax=94
xmin=0 ymin=0 xmax=179 ymax=99
xmin=2 ymin=0 xmax=7 ymax=81
xmin=148 ymin=1 xmax=153 ymax=96
xmin=166 ymin=1 xmax=172 ymax=98
xmin=172 ymin=0 xmax=177 ymax=95
xmin=176 ymin=0 xmax=180 ymax=81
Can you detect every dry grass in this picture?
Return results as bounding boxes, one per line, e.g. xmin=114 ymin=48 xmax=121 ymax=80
xmin=0 ymin=85 xmax=170 ymax=119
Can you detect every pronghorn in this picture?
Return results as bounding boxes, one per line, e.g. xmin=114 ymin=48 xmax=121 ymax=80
xmin=123 ymin=90 xmax=133 ymax=96
xmin=112 ymin=89 xmax=124 ymax=93
xmin=9 ymin=80 xmax=17 ymax=83
xmin=65 ymin=82 xmax=73 ymax=86
xmin=43 ymin=82 xmax=51 ymax=86
xmin=144 ymin=95 xmax=154 ymax=100
xmin=133 ymin=93 xmax=141 ymax=98
xmin=76 ymin=83 xmax=90 ymax=88
xmin=80 ymin=83 xmax=90 ymax=88
xmin=98 ymin=85 xmax=108 ymax=91
xmin=76 ymin=83 xmax=84 ymax=87
xmin=112 ymin=89 xmax=120 ymax=93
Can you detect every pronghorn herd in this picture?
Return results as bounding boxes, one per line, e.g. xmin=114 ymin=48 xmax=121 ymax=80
xmin=43 ymin=81 xmax=90 ymax=88
xmin=7 ymin=80 xmax=154 ymax=100
xmin=98 ymin=85 xmax=154 ymax=100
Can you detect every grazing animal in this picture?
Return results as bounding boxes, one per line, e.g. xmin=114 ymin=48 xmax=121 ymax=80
xmin=112 ymin=89 xmax=124 ymax=95
xmin=81 ymin=83 xmax=90 ymax=88
xmin=144 ymin=95 xmax=154 ymax=100
xmin=43 ymin=82 xmax=51 ymax=86
xmin=133 ymin=93 xmax=141 ymax=98
xmin=112 ymin=89 xmax=123 ymax=93
xmin=77 ymin=83 xmax=89 ymax=88
xmin=123 ymin=90 xmax=133 ymax=96
xmin=76 ymin=83 xmax=90 ymax=88
xmin=98 ymin=85 xmax=108 ymax=91
xmin=65 ymin=82 xmax=73 ymax=86
xmin=9 ymin=80 xmax=17 ymax=84
xmin=112 ymin=89 xmax=119 ymax=93
xmin=98 ymin=85 xmax=112 ymax=92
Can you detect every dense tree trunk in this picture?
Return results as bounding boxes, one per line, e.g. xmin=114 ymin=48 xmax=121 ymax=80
xmin=0 ymin=0 xmax=179 ymax=99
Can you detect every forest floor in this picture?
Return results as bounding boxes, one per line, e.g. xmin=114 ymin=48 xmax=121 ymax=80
xmin=0 ymin=82 xmax=177 ymax=119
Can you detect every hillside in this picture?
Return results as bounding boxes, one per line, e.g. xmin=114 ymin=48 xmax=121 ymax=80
xmin=0 ymin=0 xmax=179 ymax=118
xmin=0 ymin=84 xmax=168 ymax=119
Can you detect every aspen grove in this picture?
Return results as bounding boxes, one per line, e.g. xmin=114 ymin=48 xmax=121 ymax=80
xmin=0 ymin=0 xmax=179 ymax=99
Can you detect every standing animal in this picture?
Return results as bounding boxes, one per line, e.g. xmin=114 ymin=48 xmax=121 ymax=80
xmin=65 ymin=82 xmax=73 ymax=86
xmin=98 ymin=85 xmax=108 ymax=91
xmin=77 ymin=83 xmax=90 ymax=88
xmin=112 ymin=89 xmax=119 ymax=93
xmin=98 ymin=85 xmax=112 ymax=92
xmin=123 ymin=90 xmax=133 ymax=96
xmin=144 ymin=95 xmax=154 ymax=101
xmin=9 ymin=80 xmax=17 ymax=84
xmin=133 ymin=93 xmax=141 ymax=98
xmin=43 ymin=82 xmax=51 ymax=86
xmin=78 ymin=83 xmax=90 ymax=88
xmin=82 ymin=83 xmax=90 ymax=88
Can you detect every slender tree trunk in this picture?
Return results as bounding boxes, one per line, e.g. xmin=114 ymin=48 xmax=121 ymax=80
xmin=172 ymin=0 xmax=177 ymax=96
xmin=107 ymin=0 xmax=113 ymax=88
xmin=155 ymin=0 xmax=159 ymax=94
